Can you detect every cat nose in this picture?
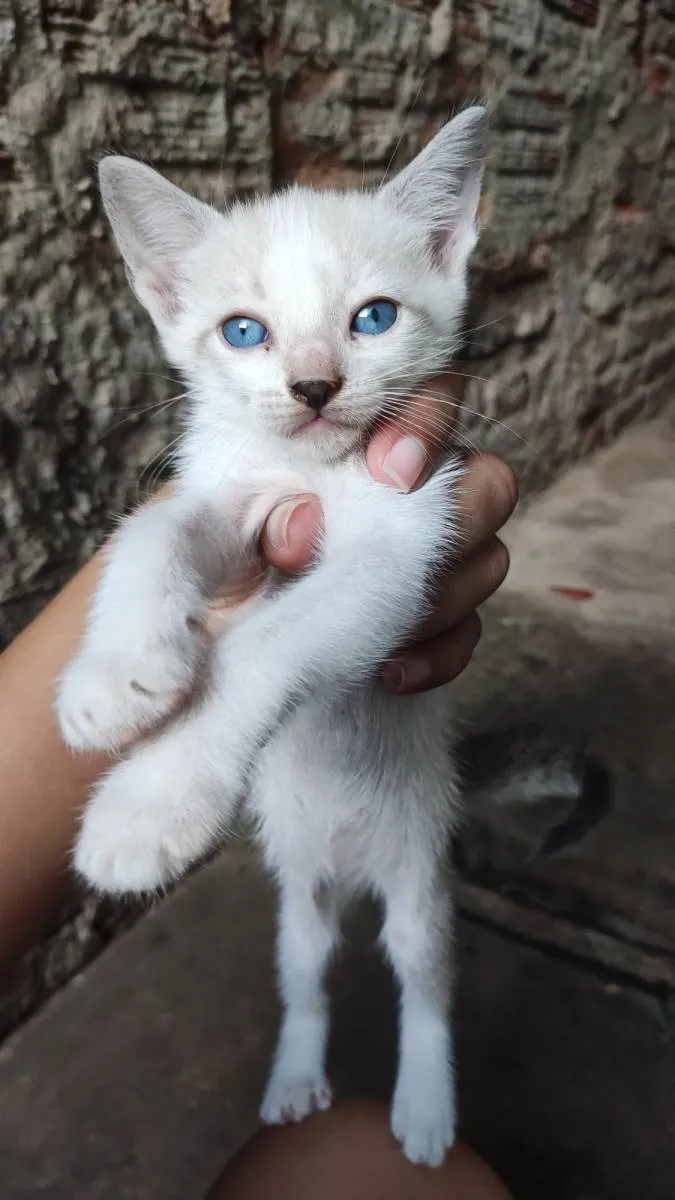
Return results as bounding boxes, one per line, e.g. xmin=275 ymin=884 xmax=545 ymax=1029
xmin=291 ymin=378 xmax=342 ymax=412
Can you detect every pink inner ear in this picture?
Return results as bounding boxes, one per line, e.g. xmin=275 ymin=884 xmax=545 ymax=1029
xmin=152 ymin=273 xmax=184 ymax=320
xmin=134 ymin=264 xmax=184 ymax=321
xmin=429 ymin=227 xmax=451 ymax=270
xmin=428 ymin=171 xmax=482 ymax=274
xmin=429 ymin=210 xmax=477 ymax=274
xmin=429 ymin=226 xmax=465 ymax=274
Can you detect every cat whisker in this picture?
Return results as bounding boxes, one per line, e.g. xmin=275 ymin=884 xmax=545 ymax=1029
xmin=454 ymin=370 xmax=519 ymax=394
xmin=376 ymin=389 xmax=463 ymax=422
xmin=375 ymin=347 xmax=459 ymax=373
xmin=374 ymin=402 xmax=461 ymax=452
xmin=382 ymin=383 xmax=530 ymax=449
xmin=376 ymin=393 xmax=511 ymax=456
xmin=374 ymin=391 xmax=458 ymax=424
xmin=372 ymin=354 xmax=464 ymax=385
xmin=107 ymin=392 xmax=188 ymax=435
xmin=393 ymin=416 xmax=483 ymax=459
xmin=139 ymin=370 xmax=184 ymax=387
xmin=375 ymin=396 xmax=461 ymax=439
xmin=136 ymin=432 xmax=184 ymax=501
xmin=410 ymin=391 xmax=531 ymax=449
xmin=461 ymin=316 xmax=507 ymax=339
xmin=377 ymin=75 xmax=426 ymax=191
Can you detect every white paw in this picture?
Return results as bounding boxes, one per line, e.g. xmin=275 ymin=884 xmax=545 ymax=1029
xmin=74 ymin=763 xmax=209 ymax=895
xmin=260 ymin=1070 xmax=332 ymax=1125
xmin=56 ymin=626 xmax=202 ymax=753
xmin=391 ymin=1073 xmax=456 ymax=1168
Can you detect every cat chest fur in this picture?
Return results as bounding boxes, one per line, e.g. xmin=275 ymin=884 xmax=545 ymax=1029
xmin=247 ymin=685 xmax=459 ymax=891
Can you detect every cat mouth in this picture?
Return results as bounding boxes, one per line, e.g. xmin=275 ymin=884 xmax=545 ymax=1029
xmin=294 ymin=413 xmax=350 ymax=437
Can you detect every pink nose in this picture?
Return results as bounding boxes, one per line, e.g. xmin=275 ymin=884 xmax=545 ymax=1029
xmin=290 ymin=378 xmax=342 ymax=412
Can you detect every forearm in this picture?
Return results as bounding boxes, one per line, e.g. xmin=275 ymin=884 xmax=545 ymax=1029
xmin=0 ymin=486 xmax=256 ymax=977
xmin=0 ymin=484 xmax=181 ymax=975
xmin=0 ymin=553 xmax=112 ymax=979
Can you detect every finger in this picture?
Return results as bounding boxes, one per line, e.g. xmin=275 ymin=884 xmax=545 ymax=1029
xmin=381 ymin=612 xmax=482 ymax=694
xmin=367 ymin=372 xmax=466 ymax=491
xmin=455 ymin=453 xmax=518 ymax=554
xmin=419 ymin=537 xmax=510 ymax=640
xmin=260 ymin=494 xmax=324 ymax=572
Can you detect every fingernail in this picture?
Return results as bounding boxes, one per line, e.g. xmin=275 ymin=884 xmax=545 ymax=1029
xmin=381 ymin=436 xmax=428 ymax=492
xmin=382 ymin=657 xmax=432 ymax=693
xmin=266 ymin=497 xmax=311 ymax=552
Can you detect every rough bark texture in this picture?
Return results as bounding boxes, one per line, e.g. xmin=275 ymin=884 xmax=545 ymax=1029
xmin=2 ymin=0 xmax=675 ymax=648
xmin=1 ymin=1 xmax=675 ymax=1032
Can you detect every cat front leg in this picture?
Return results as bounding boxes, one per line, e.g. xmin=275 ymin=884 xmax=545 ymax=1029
xmin=56 ymin=492 xmax=242 ymax=753
xmin=74 ymin=699 xmax=231 ymax=893
xmin=197 ymin=467 xmax=458 ymax=802
xmin=73 ymin=470 xmax=454 ymax=895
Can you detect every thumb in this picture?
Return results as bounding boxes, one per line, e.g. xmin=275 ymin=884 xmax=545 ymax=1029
xmin=260 ymin=494 xmax=324 ymax=572
xmin=366 ymin=372 xmax=465 ymax=491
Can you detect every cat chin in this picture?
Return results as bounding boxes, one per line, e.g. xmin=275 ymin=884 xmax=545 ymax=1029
xmin=287 ymin=419 xmax=362 ymax=460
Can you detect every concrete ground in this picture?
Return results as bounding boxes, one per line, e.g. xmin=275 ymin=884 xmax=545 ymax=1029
xmin=1 ymin=851 xmax=674 ymax=1200
xmin=1 ymin=416 xmax=674 ymax=1198
xmin=454 ymin=414 xmax=675 ymax=987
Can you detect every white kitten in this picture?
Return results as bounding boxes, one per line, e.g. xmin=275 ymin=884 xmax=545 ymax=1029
xmin=56 ymin=108 xmax=487 ymax=1167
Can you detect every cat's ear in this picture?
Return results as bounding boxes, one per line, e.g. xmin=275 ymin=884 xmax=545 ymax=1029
xmin=98 ymin=156 xmax=216 ymax=323
xmin=380 ymin=106 xmax=487 ymax=274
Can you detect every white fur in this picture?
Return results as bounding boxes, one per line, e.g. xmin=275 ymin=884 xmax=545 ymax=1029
xmin=55 ymin=108 xmax=487 ymax=1167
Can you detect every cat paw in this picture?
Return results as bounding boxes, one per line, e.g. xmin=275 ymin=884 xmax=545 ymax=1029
xmin=56 ymin=627 xmax=203 ymax=753
xmin=390 ymin=1074 xmax=456 ymax=1168
xmin=74 ymin=765 xmax=206 ymax=895
xmin=260 ymin=1071 xmax=332 ymax=1125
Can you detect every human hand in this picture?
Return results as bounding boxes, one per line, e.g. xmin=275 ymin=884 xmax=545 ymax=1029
xmin=260 ymin=373 xmax=518 ymax=692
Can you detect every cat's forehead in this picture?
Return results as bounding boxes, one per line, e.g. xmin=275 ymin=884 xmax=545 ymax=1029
xmin=209 ymin=188 xmax=420 ymax=307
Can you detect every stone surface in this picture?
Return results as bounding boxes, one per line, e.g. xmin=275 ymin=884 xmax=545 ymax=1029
xmin=453 ymin=413 xmax=675 ymax=988
xmin=0 ymin=847 xmax=674 ymax=1200
xmin=0 ymin=890 xmax=145 ymax=1042
xmin=2 ymin=0 xmax=675 ymax=650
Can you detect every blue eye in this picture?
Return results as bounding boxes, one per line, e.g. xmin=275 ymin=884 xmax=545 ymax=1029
xmin=351 ymin=299 xmax=397 ymax=336
xmin=221 ymin=315 xmax=269 ymax=348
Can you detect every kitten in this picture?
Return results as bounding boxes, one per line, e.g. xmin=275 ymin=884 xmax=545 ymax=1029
xmin=55 ymin=107 xmax=487 ymax=1167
